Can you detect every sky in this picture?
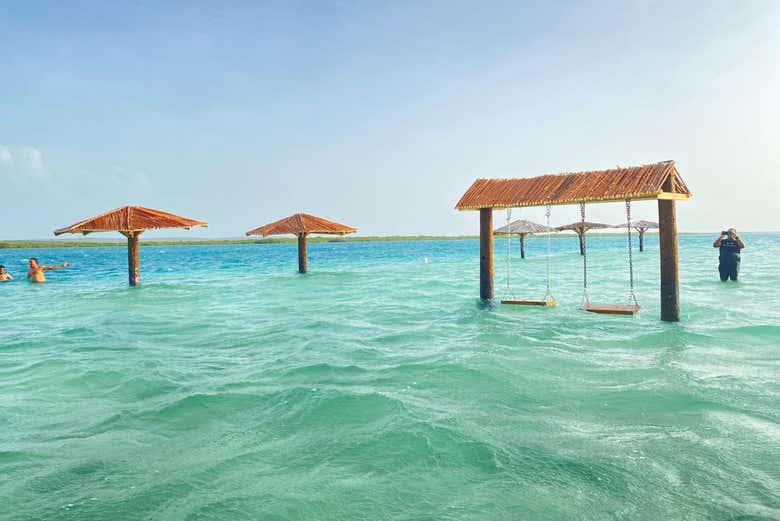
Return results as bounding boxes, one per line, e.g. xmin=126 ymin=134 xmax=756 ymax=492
xmin=1 ymin=0 xmax=778 ymax=239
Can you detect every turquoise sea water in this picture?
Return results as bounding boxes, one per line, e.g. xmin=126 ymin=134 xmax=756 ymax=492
xmin=1 ymin=234 xmax=779 ymax=520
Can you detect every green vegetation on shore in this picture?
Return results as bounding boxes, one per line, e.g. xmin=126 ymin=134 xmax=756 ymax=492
xmin=0 ymin=231 xmax=763 ymax=249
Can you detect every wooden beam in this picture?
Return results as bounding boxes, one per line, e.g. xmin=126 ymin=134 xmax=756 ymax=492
xmin=298 ymin=233 xmax=308 ymax=274
xmin=658 ymin=179 xmax=680 ymax=321
xmin=127 ymin=231 xmax=141 ymax=286
xmin=657 ymin=192 xmax=690 ymax=201
xmin=479 ymin=208 xmax=494 ymax=301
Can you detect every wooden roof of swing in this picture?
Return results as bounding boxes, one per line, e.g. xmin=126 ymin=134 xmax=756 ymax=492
xmin=455 ymin=160 xmax=691 ymax=210
xmin=54 ymin=206 xmax=208 ymax=236
xmin=494 ymin=219 xmax=554 ymax=235
xmin=245 ymin=213 xmax=357 ymax=237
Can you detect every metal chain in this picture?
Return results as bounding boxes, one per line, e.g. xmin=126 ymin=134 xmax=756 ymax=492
xmin=626 ymin=200 xmax=638 ymax=306
xmin=580 ymin=202 xmax=590 ymax=306
xmin=504 ymin=208 xmax=515 ymax=300
xmin=544 ymin=204 xmax=555 ymax=302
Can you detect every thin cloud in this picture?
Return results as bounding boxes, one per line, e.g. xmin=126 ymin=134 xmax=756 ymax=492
xmin=111 ymin=166 xmax=152 ymax=188
xmin=18 ymin=147 xmax=46 ymax=175
xmin=0 ymin=145 xmax=13 ymax=167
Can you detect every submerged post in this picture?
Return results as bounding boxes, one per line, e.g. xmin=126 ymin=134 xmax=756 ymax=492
xmin=127 ymin=231 xmax=141 ymax=286
xmin=298 ymin=233 xmax=308 ymax=274
xmin=519 ymin=234 xmax=526 ymax=259
xmin=577 ymin=229 xmax=585 ymax=256
xmin=658 ymin=178 xmax=680 ymax=322
xmin=479 ymin=208 xmax=494 ymax=301
xmin=638 ymin=229 xmax=645 ymax=252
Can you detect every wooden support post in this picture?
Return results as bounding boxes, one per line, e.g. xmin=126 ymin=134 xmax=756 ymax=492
xmin=658 ymin=178 xmax=680 ymax=322
xmin=479 ymin=208 xmax=494 ymax=301
xmin=298 ymin=233 xmax=308 ymax=274
xmin=519 ymin=234 xmax=526 ymax=259
xmin=127 ymin=231 xmax=141 ymax=286
xmin=577 ymin=230 xmax=585 ymax=256
xmin=638 ymin=229 xmax=645 ymax=252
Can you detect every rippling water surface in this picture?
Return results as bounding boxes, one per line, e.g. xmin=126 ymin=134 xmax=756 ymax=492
xmin=1 ymin=235 xmax=779 ymax=520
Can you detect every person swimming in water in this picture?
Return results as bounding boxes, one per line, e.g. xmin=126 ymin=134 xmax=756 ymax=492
xmin=27 ymin=257 xmax=70 ymax=283
xmin=713 ymin=228 xmax=745 ymax=281
xmin=0 ymin=265 xmax=12 ymax=282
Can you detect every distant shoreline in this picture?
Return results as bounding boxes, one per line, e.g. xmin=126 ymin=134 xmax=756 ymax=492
xmin=0 ymin=232 xmax=773 ymax=249
xmin=0 ymin=236 xmax=475 ymax=249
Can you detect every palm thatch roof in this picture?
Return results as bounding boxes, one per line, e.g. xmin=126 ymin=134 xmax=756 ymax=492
xmin=54 ymin=206 xmax=208 ymax=236
xmin=556 ymin=221 xmax=612 ymax=232
xmin=613 ymin=220 xmax=659 ymax=229
xmin=494 ymin=219 xmax=554 ymax=235
xmin=246 ymin=213 xmax=356 ymax=237
xmin=456 ymin=160 xmax=691 ymax=210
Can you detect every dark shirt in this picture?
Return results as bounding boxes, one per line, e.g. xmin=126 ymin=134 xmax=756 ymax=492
xmin=719 ymin=239 xmax=741 ymax=264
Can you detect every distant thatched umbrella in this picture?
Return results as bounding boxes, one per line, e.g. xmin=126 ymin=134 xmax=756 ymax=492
xmin=246 ymin=213 xmax=356 ymax=273
xmin=494 ymin=219 xmax=554 ymax=259
xmin=54 ymin=206 xmax=208 ymax=286
xmin=613 ymin=220 xmax=658 ymax=252
xmin=556 ymin=221 xmax=611 ymax=256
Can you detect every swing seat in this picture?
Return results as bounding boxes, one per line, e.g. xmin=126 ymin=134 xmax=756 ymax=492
xmin=582 ymin=303 xmax=640 ymax=315
xmin=502 ymin=299 xmax=557 ymax=307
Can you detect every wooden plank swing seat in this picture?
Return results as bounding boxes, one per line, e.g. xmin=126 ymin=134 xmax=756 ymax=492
xmin=497 ymin=205 xmax=558 ymax=309
xmin=501 ymin=299 xmax=556 ymax=306
xmin=577 ymin=198 xmax=642 ymax=317
xmin=582 ymin=303 xmax=640 ymax=316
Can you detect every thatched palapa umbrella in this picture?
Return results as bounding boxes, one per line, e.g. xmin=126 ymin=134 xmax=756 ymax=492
xmin=246 ymin=213 xmax=356 ymax=273
xmin=613 ymin=220 xmax=658 ymax=252
xmin=54 ymin=206 xmax=208 ymax=285
xmin=494 ymin=219 xmax=554 ymax=259
xmin=556 ymin=221 xmax=611 ymax=256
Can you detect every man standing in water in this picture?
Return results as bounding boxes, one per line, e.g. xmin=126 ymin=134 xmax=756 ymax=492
xmin=713 ymin=228 xmax=745 ymax=281
xmin=27 ymin=258 xmax=70 ymax=283
xmin=0 ymin=265 xmax=12 ymax=281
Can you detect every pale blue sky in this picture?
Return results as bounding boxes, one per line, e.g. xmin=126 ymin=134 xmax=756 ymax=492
xmin=1 ymin=1 xmax=778 ymax=239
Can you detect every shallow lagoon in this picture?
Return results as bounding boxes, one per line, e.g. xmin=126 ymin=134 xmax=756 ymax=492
xmin=1 ymin=234 xmax=779 ymax=520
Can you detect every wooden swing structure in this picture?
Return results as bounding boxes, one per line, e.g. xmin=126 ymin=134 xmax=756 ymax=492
xmin=497 ymin=206 xmax=557 ymax=307
xmin=455 ymin=161 xmax=692 ymax=322
xmin=579 ymin=200 xmax=640 ymax=315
